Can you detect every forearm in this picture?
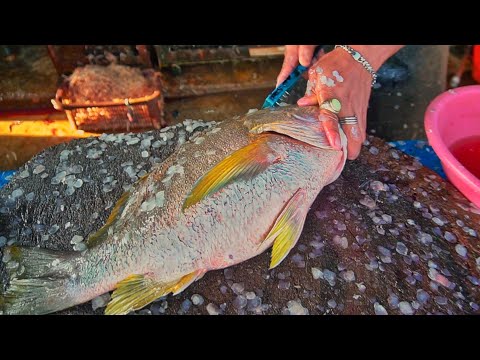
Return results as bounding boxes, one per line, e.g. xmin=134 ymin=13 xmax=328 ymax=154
xmin=347 ymin=45 xmax=405 ymax=71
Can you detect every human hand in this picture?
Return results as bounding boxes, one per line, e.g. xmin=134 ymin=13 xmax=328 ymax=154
xmin=276 ymin=45 xmax=321 ymax=87
xmin=297 ymin=47 xmax=372 ymax=160
xmin=295 ymin=45 xmax=404 ymax=160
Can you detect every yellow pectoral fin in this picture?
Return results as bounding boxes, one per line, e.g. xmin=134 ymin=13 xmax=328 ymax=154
xmin=105 ymin=274 xmax=171 ymax=315
xmin=262 ymin=188 xmax=309 ymax=269
xmin=182 ymin=137 xmax=279 ymax=210
xmin=105 ymin=270 xmax=205 ymax=315
xmin=171 ymin=269 xmax=206 ymax=295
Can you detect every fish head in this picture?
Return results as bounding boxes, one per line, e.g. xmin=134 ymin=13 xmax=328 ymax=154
xmin=245 ymin=105 xmax=348 ymax=154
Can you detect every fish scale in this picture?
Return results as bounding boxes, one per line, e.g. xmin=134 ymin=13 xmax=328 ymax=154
xmin=1 ymin=105 xmax=347 ymax=315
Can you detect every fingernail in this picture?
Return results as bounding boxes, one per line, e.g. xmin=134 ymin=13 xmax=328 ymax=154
xmin=334 ymin=136 xmax=342 ymax=150
xmin=327 ymin=132 xmax=341 ymax=150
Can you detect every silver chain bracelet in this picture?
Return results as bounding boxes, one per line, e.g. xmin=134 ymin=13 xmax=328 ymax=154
xmin=335 ymin=45 xmax=378 ymax=86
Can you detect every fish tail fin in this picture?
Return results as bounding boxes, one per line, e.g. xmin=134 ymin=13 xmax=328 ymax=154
xmin=1 ymin=245 xmax=79 ymax=315
xmin=1 ymin=277 xmax=73 ymax=315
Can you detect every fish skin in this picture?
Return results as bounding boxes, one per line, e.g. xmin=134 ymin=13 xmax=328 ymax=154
xmin=1 ymin=105 xmax=347 ymax=314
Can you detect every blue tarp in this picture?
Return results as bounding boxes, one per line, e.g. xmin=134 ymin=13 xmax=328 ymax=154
xmin=389 ymin=140 xmax=446 ymax=179
xmin=0 ymin=170 xmax=16 ymax=189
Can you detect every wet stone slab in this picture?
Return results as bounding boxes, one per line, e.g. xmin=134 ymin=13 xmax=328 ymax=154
xmin=1 ymin=123 xmax=479 ymax=315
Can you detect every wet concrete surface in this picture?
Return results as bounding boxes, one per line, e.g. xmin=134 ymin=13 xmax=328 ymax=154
xmin=1 ymin=119 xmax=479 ymax=315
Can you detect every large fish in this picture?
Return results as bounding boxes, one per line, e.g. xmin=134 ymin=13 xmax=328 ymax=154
xmin=0 ymin=105 xmax=347 ymax=315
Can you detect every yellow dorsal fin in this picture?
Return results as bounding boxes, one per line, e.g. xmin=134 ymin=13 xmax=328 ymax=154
xmin=84 ymin=227 xmax=108 ymax=250
xmin=250 ymin=114 xmax=333 ymax=149
xmin=261 ymin=188 xmax=309 ymax=269
xmin=182 ymin=137 xmax=279 ymax=210
xmin=105 ymin=270 xmax=205 ymax=315
xmin=85 ymin=172 xmax=151 ymax=249
xmin=85 ymin=190 xmax=131 ymax=249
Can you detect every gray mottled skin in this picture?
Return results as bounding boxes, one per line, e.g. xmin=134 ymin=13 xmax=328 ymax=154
xmin=6 ymin=106 xmax=347 ymax=313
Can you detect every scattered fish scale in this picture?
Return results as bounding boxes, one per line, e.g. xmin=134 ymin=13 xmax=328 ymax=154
xmin=1 ymin=118 xmax=480 ymax=315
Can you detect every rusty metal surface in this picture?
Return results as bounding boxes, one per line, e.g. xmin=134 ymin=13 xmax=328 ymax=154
xmin=154 ymin=45 xmax=284 ymax=67
xmin=47 ymin=45 xmax=154 ymax=76
xmin=161 ymin=58 xmax=283 ymax=98
xmin=0 ymin=46 xmax=57 ymax=111
xmin=0 ymin=46 xmax=283 ymax=112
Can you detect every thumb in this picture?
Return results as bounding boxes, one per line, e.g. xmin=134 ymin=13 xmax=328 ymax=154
xmin=276 ymin=45 xmax=299 ymax=87
xmin=298 ymin=45 xmax=317 ymax=67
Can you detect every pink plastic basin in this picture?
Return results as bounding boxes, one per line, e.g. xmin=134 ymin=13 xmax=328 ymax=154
xmin=425 ymin=85 xmax=480 ymax=207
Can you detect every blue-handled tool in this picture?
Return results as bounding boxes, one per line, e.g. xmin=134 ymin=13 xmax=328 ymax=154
xmin=262 ymin=45 xmax=323 ymax=109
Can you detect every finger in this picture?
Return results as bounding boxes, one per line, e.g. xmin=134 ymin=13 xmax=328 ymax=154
xmin=276 ymin=45 xmax=299 ymax=87
xmin=314 ymin=82 xmax=336 ymax=108
xmin=343 ymin=108 xmax=366 ymax=160
xmin=318 ymin=110 xmax=342 ymax=151
xmin=335 ymin=99 xmax=360 ymax=159
xmin=297 ymin=94 xmax=317 ymax=106
xmin=347 ymin=106 xmax=368 ymax=160
xmin=344 ymin=124 xmax=362 ymax=160
xmin=337 ymin=98 xmax=355 ymax=122
xmin=314 ymin=80 xmax=344 ymax=151
xmin=298 ymin=45 xmax=317 ymax=67
xmin=346 ymin=128 xmax=362 ymax=160
xmin=298 ymin=68 xmax=322 ymax=105
xmin=359 ymin=107 xmax=368 ymax=143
